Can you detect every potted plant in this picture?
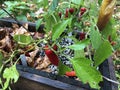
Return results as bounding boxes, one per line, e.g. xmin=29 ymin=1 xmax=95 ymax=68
xmin=0 ymin=0 xmax=118 ymax=90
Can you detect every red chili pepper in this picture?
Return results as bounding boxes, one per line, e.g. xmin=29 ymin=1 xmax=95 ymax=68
xmin=53 ymin=44 xmax=58 ymax=51
xmin=69 ymin=8 xmax=74 ymax=14
xmin=79 ymin=32 xmax=86 ymax=40
xmin=79 ymin=7 xmax=87 ymax=16
xmin=65 ymin=8 xmax=69 ymax=18
xmin=25 ymin=52 xmax=30 ymax=57
xmin=80 ymin=7 xmax=86 ymax=12
xmin=108 ymin=35 xmax=112 ymax=42
xmin=58 ymin=12 xmax=62 ymax=18
xmin=80 ymin=11 xmax=84 ymax=16
xmin=65 ymin=71 xmax=76 ymax=77
xmin=108 ymin=36 xmax=116 ymax=46
xmin=44 ymin=45 xmax=59 ymax=66
xmin=111 ymin=41 xmax=117 ymax=46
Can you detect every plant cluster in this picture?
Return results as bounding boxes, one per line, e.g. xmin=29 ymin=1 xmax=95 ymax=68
xmin=0 ymin=0 xmax=119 ymax=90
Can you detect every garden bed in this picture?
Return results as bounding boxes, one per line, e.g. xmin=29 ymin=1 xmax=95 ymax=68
xmin=0 ymin=18 xmax=118 ymax=90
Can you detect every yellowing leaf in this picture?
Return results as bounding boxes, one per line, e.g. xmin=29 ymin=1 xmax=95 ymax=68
xmin=3 ymin=65 xmax=19 ymax=83
xmin=3 ymin=65 xmax=19 ymax=90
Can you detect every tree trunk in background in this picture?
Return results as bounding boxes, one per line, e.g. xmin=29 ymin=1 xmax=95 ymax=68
xmin=97 ymin=0 xmax=116 ymax=31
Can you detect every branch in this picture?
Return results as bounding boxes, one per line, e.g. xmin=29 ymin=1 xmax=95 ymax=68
xmin=0 ymin=6 xmax=29 ymax=32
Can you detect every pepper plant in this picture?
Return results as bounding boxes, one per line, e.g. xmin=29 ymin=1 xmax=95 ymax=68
xmin=39 ymin=0 xmax=116 ymax=89
xmin=0 ymin=0 xmax=117 ymax=90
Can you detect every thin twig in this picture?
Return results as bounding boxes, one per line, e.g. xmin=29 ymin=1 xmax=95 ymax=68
xmin=103 ymin=76 xmax=120 ymax=85
xmin=0 ymin=6 xmax=29 ymax=32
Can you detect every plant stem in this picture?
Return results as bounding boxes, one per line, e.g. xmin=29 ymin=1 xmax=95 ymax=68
xmin=103 ymin=76 xmax=120 ymax=85
xmin=0 ymin=6 xmax=29 ymax=32
xmin=52 ymin=14 xmax=57 ymax=23
xmin=87 ymin=46 xmax=92 ymax=61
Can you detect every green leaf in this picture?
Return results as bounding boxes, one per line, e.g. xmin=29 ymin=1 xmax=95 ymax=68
xmin=3 ymin=65 xmax=19 ymax=89
xmin=36 ymin=19 xmax=42 ymax=31
xmin=16 ymin=15 xmax=27 ymax=22
xmin=43 ymin=0 xmax=48 ymax=8
xmin=71 ymin=58 xmax=102 ymax=89
xmin=89 ymin=1 xmax=99 ymax=18
xmin=94 ymin=40 xmax=112 ymax=67
xmin=98 ymin=0 xmax=102 ymax=5
xmin=11 ymin=65 xmax=19 ymax=83
xmin=16 ymin=5 xmax=29 ymax=10
xmin=3 ymin=79 xmax=9 ymax=90
xmin=52 ymin=19 xmax=71 ymax=41
xmin=44 ymin=13 xmax=60 ymax=32
xmin=68 ymin=39 xmax=90 ymax=50
xmin=74 ymin=50 xmax=85 ymax=58
xmin=58 ymin=61 xmax=72 ymax=75
xmin=90 ymin=26 xmax=102 ymax=50
xmin=0 ymin=78 xmax=2 ymax=84
xmin=3 ymin=65 xmax=19 ymax=83
xmin=45 ymin=15 xmax=55 ymax=32
xmin=113 ymin=38 xmax=120 ymax=50
xmin=3 ymin=68 xmax=11 ymax=78
xmin=0 ymin=10 xmax=7 ymax=18
xmin=71 ymin=0 xmax=83 ymax=5
xmin=13 ymin=34 xmax=33 ymax=45
xmin=101 ymin=18 xmax=116 ymax=39
xmin=49 ymin=0 xmax=59 ymax=11
xmin=0 ymin=52 xmax=3 ymax=67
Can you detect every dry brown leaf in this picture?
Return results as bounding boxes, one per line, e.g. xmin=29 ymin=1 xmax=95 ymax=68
xmin=29 ymin=49 xmax=39 ymax=59
xmin=23 ymin=44 xmax=35 ymax=52
xmin=43 ymin=55 xmax=51 ymax=68
xmin=4 ymin=36 xmax=12 ymax=52
xmin=26 ymin=56 xmax=34 ymax=66
xmin=35 ymin=55 xmax=51 ymax=70
xmin=33 ymin=32 xmax=44 ymax=39
xmin=36 ymin=57 xmax=43 ymax=64
xmin=27 ymin=13 xmax=33 ymax=21
xmin=12 ymin=24 xmax=19 ymax=29
xmin=42 ymin=68 xmax=52 ymax=72
xmin=26 ymin=56 xmax=33 ymax=63
xmin=0 ymin=28 xmax=7 ymax=40
xmin=0 ymin=38 xmax=7 ymax=49
xmin=115 ymin=50 xmax=120 ymax=57
xmin=29 ymin=4 xmax=36 ymax=11
xmin=12 ymin=23 xmax=30 ymax=36
xmin=0 ymin=29 xmax=12 ymax=52
xmin=0 ymin=49 xmax=9 ymax=58
xmin=35 ymin=8 xmax=44 ymax=18
xmin=35 ymin=65 xmax=43 ymax=70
